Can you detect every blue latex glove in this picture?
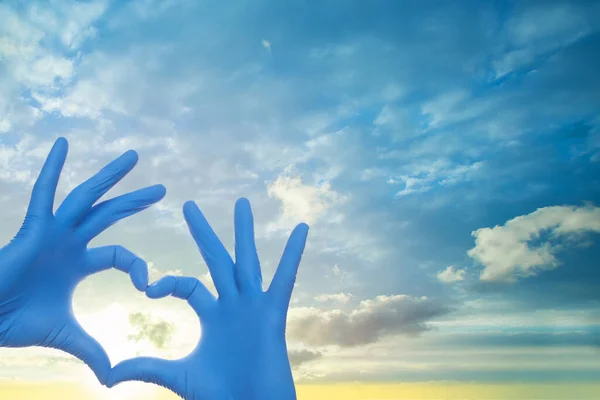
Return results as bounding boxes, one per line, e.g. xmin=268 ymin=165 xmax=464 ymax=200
xmin=0 ymin=137 xmax=165 ymax=384
xmin=107 ymin=198 xmax=309 ymax=400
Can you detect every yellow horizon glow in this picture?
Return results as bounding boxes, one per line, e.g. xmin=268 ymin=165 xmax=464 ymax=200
xmin=0 ymin=382 xmax=599 ymax=400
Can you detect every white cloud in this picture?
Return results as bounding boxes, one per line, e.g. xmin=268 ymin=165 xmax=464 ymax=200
xmin=381 ymin=83 xmax=404 ymax=102
xmin=107 ymin=0 xmax=189 ymax=28
xmin=421 ymin=90 xmax=489 ymax=129
xmin=0 ymin=96 xmax=43 ymax=134
xmin=373 ymin=105 xmax=421 ymax=140
xmin=12 ymin=54 xmax=74 ymax=87
xmin=392 ymin=159 xmax=484 ymax=197
xmin=261 ymin=38 xmax=272 ymax=52
xmin=22 ymin=0 xmax=108 ymax=50
xmin=468 ymin=205 xmax=600 ymax=283
xmin=34 ymin=47 xmax=202 ymax=123
xmin=0 ymin=135 xmax=55 ymax=185
xmin=332 ymin=264 xmax=342 ymax=276
xmin=57 ymin=1 xmax=107 ymax=49
xmin=360 ymin=167 xmax=387 ymax=181
xmin=33 ymin=54 xmax=133 ymax=118
xmin=492 ymin=2 xmax=597 ymax=78
xmin=0 ymin=0 xmax=108 ymax=133
xmin=437 ymin=265 xmax=466 ymax=283
xmin=327 ymin=263 xmax=355 ymax=284
xmin=314 ymin=292 xmax=353 ymax=304
xmin=507 ymin=4 xmax=590 ymax=46
xmin=492 ymin=48 xmax=537 ymax=79
xmin=0 ymin=4 xmax=44 ymax=45
xmin=147 ymin=261 xmax=183 ymax=283
xmin=266 ymin=173 xmax=346 ymax=230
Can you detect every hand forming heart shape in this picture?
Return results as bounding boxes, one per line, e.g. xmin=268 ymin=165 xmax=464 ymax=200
xmin=0 ymin=137 xmax=165 ymax=384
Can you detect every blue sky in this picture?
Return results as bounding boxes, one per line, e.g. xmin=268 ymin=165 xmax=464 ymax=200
xmin=0 ymin=0 xmax=599 ymax=385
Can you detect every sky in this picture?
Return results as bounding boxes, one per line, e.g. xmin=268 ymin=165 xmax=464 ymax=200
xmin=0 ymin=0 xmax=599 ymax=399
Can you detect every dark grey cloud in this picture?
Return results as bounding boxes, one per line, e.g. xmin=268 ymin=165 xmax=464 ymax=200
xmin=288 ymin=295 xmax=451 ymax=347
xmin=288 ymin=349 xmax=323 ymax=368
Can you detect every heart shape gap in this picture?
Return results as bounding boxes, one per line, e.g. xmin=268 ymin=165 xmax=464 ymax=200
xmin=73 ymin=271 xmax=200 ymax=366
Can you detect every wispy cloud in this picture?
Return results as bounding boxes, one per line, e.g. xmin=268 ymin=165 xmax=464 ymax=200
xmin=437 ymin=266 xmax=466 ymax=283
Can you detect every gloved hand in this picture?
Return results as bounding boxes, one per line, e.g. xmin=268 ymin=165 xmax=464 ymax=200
xmin=0 ymin=137 xmax=165 ymax=384
xmin=107 ymin=198 xmax=309 ymax=400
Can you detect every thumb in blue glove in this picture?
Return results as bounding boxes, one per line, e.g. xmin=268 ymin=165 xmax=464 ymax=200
xmin=0 ymin=137 xmax=166 ymax=384
xmin=107 ymin=198 xmax=309 ymax=400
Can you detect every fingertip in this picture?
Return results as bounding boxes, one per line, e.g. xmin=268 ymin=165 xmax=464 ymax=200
xmin=146 ymin=286 xmax=161 ymax=299
xmin=47 ymin=136 xmax=69 ymax=164
xmin=234 ymin=198 xmax=253 ymax=224
xmin=114 ymin=150 xmax=139 ymax=171
xmin=95 ymin=367 xmax=110 ymax=386
xmin=146 ymin=277 xmax=170 ymax=298
xmin=107 ymin=357 xmax=170 ymax=389
xmin=183 ymin=200 xmax=198 ymax=214
xmin=152 ymin=184 xmax=167 ymax=199
xmin=106 ymin=369 xmax=120 ymax=388
xmin=71 ymin=333 xmax=111 ymax=385
xmin=106 ymin=379 xmax=122 ymax=389
xmin=297 ymin=222 xmax=309 ymax=233
xmin=293 ymin=223 xmax=310 ymax=241
xmin=148 ymin=279 xmax=160 ymax=288
xmin=85 ymin=352 xmax=110 ymax=385
xmin=55 ymin=136 xmax=68 ymax=149
xmin=183 ymin=201 xmax=204 ymax=227
xmin=138 ymin=184 xmax=167 ymax=205
xmin=106 ymin=365 xmax=126 ymax=388
xmin=235 ymin=197 xmax=251 ymax=209
xmin=123 ymin=149 xmax=139 ymax=162
xmin=130 ymin=260 xmax=149 ymax=292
